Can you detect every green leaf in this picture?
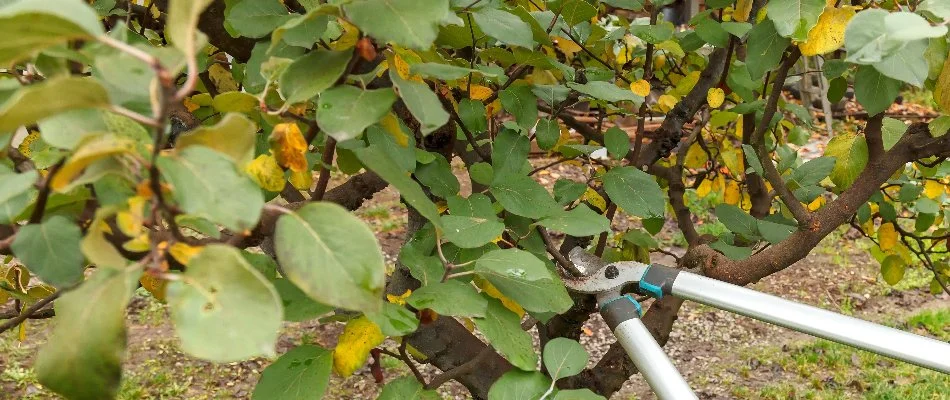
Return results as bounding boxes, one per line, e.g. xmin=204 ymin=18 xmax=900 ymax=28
xmin=823 ymin=133 xmax=868 ymax=190
xmin=741 ymin=144 xmax=764 ymax=176
xmin=533 ymin=84 xmax=571 ymax=106
xmin=604 ymin=126 xmax=629 ymax=159
xmin=416 ymin=154 xmax=460 ymax=198
xmin=543 ymin=337 xmax=588 ymax=381
xmin=344 ymin=0 xmax=449 ymax=50
xmin=166 ymin=0 xmax=212 ymax=61
xmin=35 ymin=267 xmax=140 ymax=400
xmin=411 ymin=62 xmax=490 ymax=80
xmin=921 ymin=0 xmax=950 ymax=20
xmin=157 ymin=146 xmax=264 ymax=231
xmin=757 ymin=219 xmax=795 ymax=244
xmin=459 ymin=98 xmax=488 ymax=133
xmin=0 ymin=0 xmax=103 ymax=66
xmin=168 ymin=245 xmax=282 ymax=362
xmin=602 ymin=166 xmax=665 ymax=218
xmin=488 ymin=370 xmax=551 ymax=400
xmin=709 ymin=239 xmax=752 ymax=260
xmin=316 ymin=86 xmax=397 ymax=141
xmin=567 ymin=81 xmax=643 ymax=104
xmin=470 ymin=162 xmax=494 ymax=186
xmin=746 ymin=20 xmax=789 ymax=80
xmin=629 ymin=21 xmax=675 ymax=44
xmin=827 ymin=77 xmax=847 ymax=104
xmin=491 ymin=129 xmax=531 ymax=183
xmin=270 ymin=7 xmax=335 ymax=51
xmin=252 ymin=345 xmax=332 ymax=400
xmin=272 ymin=279 xmax=333 ymax=322
xmin=279 ymin=49 xmax=352 ymax=104
xmin=0 ymin=169 xmax=37 ymax=224
xmin=787 ymin=156 xmax=836 ymax=189
xmin=880 ymin=254 xmax=906 ymax=285
xmin=226 ymin=0 xmax=294 ymax=38
xmin=475 ymin=249 xmax=573 ymax=314
xmin=212 ymin=91 xmax=260 ymax=114
xmin=880 ymin=117 xmax=907 ymax=151
xmin=695 ymin=16 xmax=730 ymax=48
xmin=442 ymin=215 xmax=505 ymax=249
xmin=500 ymin=84 xmax=539 ymax=130
xmin=715 ymin=204 xmax=759 ymax=239
xmin=853 ymin=65 xmax=900 ymax=116
xmin=407 ymin=280 xmax=488 ymax=317
xmin=559 ymin=0 xmax=597 ymax=26
xmin=355 ymin=143 xmax=443 ymax=227
xmin=554 ymin=389 xmax=607 ymax=400
xmin=929 ymin=116 xmax=950 ymax=138
xmin=472 ymin=8 xmax=535 ymax=48
xmin=274 ymin=202 xmax=386 ymax=312
xmin=623 ymin=228 xmax=659 ymax=249
xmin=390 ymin=68 xmax=450 ymax=135
xmin=767 ymin=0 xmax=825 ymax=41
xmin=0 ymin=77 xmax=110 ymax=133
xmin=538 ymin=205 xmax=610 ymax=237
xmin=601 ymin=0 xmax=644 ymax=11
xmin=474 ymin=297 xmax=538 ymax=371
xmin=175 ymin=113 xmax=258 ymax=165
xmin=378 ymin=376 xmax=440 ymax=400
xmin=365 ymin=302 xmax=419 ymax=336
xmin=11 ymin=216 xmax=84 ymax=288
xmin=535 ymin=118 xmax=561 ymax=151
xmin=721 ymin=22 xmax=753 ymax=38
xmin=491 ymin=175 xmax=560 ymax=219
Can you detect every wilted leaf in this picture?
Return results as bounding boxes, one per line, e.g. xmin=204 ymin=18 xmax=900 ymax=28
xmin=269 ymin=122 xmax=309 ymax=172
xmin=333 ymin=316 xmax=384 ymax=377
xmin=167 ymin=245 xmax=282 ymax=362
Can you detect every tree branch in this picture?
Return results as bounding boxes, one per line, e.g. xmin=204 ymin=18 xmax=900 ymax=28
xmin=0 ymin=287 xmax=69 ymax=334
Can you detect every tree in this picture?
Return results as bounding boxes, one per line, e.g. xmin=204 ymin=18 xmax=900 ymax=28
xmin=0 ymin=0 xmax=948 ymax=398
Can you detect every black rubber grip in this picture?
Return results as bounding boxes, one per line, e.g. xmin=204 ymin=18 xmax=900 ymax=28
xmin=638 ymin=264 xmax=681 ymax=298
xmin=601 ymin=296 xmax=642 ymax=330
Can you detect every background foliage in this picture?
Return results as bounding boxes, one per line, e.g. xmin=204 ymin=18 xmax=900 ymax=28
xmin=1 ymin=0 xmax=949 ymax=399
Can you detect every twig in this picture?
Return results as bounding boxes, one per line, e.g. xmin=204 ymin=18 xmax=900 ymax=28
xmin=0 ymin=287 xmax=70 ymax=334
xmin=436 ymin=92 xmax=491 ymax=162
xmin=560 ymin=28 xmax=631 ymax=84
xmin=537 ymin=226 xmax=582 ymax=276
xmin=399 ymin=340 xmax=427 ymax=385
xmin=109 ymin=105 xmax=161 ymax=127
xmin=0 ymin=307 xmax=55 ymax=320
xmin=311 ymin=137 xmax=337 ymax=201
xmin=425 ymin=347 xmax=492 ymax=390
xmin=594 ymin=203 xmax=617 ymax=257
xmin=28 ymin=159 xmax=65 ymax=224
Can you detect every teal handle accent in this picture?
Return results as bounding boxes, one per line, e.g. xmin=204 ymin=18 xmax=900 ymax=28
xmin=638 ymin=266 xmax=664 ymax=298
xmin=600 ymin=294 xmax=642 ymax=316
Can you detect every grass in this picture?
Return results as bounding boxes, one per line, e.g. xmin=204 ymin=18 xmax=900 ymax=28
xmin=729 ymin=307 xmax=950 ymax=400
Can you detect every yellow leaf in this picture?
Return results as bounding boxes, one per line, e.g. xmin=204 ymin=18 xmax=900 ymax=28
xmin=724 ymin=180 xmax=741 ymax=205
xmin=683 ymin=142 xmax=708 ymax=169
xmin=657 ymin=94 xmax=677 ymax=113
xmin=207 ymin=63 xmax=239 ymax=93
xmin=393 ymin=53 xmax=422 ymax=82
xmin=734 ymin=0 xmax=753 ymax=22
xmin=924 ymin=180 xmax=944 ymax=199
xmin=696 ymin=179 xmax=712 ymax=197
xmin=245 ymin=154 xmax=286 ymax=192
xmin=937 ymin=53 xmax=950 ymax=113
xmin=672 ymin=71 xmax=700 ymax=98
xmin=474 ymin=277 xmax=525 ymax=317
xmin=269 ymin=122 xmax=308 ymax=172
xmin=17 ymin=130 xmax=39 ymax=158
xmin=123 ymin=234 xmax=150 ymax=252
xmin=878 ymin=222 xmax=898 ymax=251
xmin=183 ymin=97 xmax=200 ymax=112
xmin=169 ymin=243 xmax=204 ymax=265
xmin=720 ymin=140 xmax=744 ymax=177
xmin=379 ymin=113 xmax=410 ymax=147
xmin=387 ymin=290 xmax=412 ymax=305
xmin=140 ymin=273 xmax=167 ymax=301
xmin=653 ymin=54 xmax=667 ymax=70
xmin=555 ymin=36 xmax=582 ymax=59
xmin=469 ymin=85 xmax=493 ymax=101
xmin=330 ymin=19 xmax=359 ymax=50
xmin=289 ymin=169 xmax=313 ymax=190
xmin=799 ymin=6 xmax=857 ymax=56
xmin=807 ymin=195 xmax=825 ymax=211
xmin=630 ymin=79 xmax=651 ymax=97
xmin=51 ymin=135 xmax=137 ymax=191
xmin=707 ymin=88 xmax=725 ymax=108
xmin=333 ymin=316 xmax=385 ymax=377
xmin=583 ymin=187 xmax=607 ymax=212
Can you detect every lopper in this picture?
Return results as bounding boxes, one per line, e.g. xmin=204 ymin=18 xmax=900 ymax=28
xmin=562 ymin=248 xmax=950 ymax=400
